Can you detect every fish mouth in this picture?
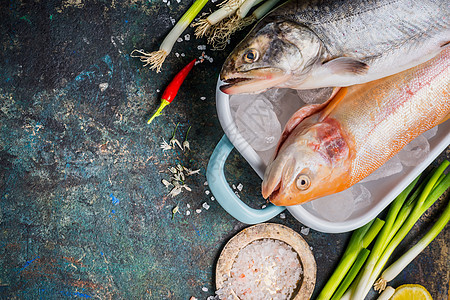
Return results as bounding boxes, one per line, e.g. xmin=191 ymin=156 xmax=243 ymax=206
xmin=220 ymin=68 xmax=290 ymax=95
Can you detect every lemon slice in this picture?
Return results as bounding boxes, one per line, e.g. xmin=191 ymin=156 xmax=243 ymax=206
xmin=390 ymin=284 xmax=433 ymax=300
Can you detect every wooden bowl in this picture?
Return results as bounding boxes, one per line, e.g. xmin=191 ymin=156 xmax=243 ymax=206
xmin=216 ymin=223 xmax=316 ymax=300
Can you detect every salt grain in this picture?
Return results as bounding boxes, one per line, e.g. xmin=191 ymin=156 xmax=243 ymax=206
xmin=301 ymin=227 xmax=310 ymax=235
xmin=177 ymin=37 xmax=183 ymax=42
xmin=175 ymin=53 xmax=180 ymax=57
xmin=200 ymin=96 xmax=206 ymax=100
xmin=186 ymin=210 xmax=191 ymax=216
xmin=232 ymin=184 xmax=236 ymax=189
xmin=237 ymin=183 xmax=243 ymax=191
xmin=197 ymin=45 xmax=206 ymax=50
xmin=187 ymin=204 xmax=191 ymax=208
xmin=262 ymin=205 xmax=267 ymax=209
xmin=210 ymin=196 xmax=215 ymax=201
xmin=205 ymin=190 xmax=210 ymax=195
xmin=181 ymin=53 xmax=185 ymax=57
xmin=202 ymin=202 xmax=210 ymax=210
xmin=202 ymin=287 xmax=208 ymax=292
xmin=204 ymin=181 xmax=208 ymax=186
xmin=184 ymin=34 xmax=190 ymax=41
xmin=196 ymin=209 xmax=202 ymax=214
xmin=280 ymin=213 xmax=286 ymax=219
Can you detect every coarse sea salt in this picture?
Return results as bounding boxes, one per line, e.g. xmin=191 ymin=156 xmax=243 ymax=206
xmin=215 ymin=239 xmax=302 ymax=300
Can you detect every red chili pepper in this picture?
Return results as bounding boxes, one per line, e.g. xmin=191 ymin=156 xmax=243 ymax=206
xmin=148 ymin=58 xmax=196 ymax=124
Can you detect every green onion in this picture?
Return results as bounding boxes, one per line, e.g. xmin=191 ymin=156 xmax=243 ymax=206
xmin=352 ymin=160 xmax=450 ymax=299
xmin=131 ymin=0 xmax=208 ymax=72
xmin=350 ymin=175 xmax=420 ymax=299
xmin=316 ymin=218 xmax=384 ymax=300
xmin=330 ymin=248 xmax=370 ymax=300
xmin=374 ymin=178 xmax=450 ymax=292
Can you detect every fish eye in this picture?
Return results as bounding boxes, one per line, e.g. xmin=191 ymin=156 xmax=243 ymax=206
xmin=243 ymin=49 xmax=259 ymax=63
xmin=296 ymin=174 xmax=311 ymax=191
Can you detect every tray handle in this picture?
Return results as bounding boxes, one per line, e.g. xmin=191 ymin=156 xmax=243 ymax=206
xmin=206 ymin=134 xmax=286 ymax=224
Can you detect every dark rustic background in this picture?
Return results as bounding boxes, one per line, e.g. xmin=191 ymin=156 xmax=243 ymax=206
xmin=0 ymin=0 xmax=448 ymax=299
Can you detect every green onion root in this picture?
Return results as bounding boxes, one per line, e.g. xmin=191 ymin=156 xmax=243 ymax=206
xmin=131 ymin=0 xmax=208 ymax=72
xmin=351 ymin=176 xmax=420 ymax=299
xmin=374 ymin=196 xmax=450 ymax=292
xmin=208 ymin=0 xmax=280 ymax=49
xmin=352 ymin=161 xmax=450 ymax=299
xmin=193 ymin=0 xmax=245 ymax=38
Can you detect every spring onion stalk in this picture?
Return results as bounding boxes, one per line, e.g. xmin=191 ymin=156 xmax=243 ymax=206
xmin=376 ymin=286 xmax=395 ymax=300
xmin=131 ymin=0 xmax=208 ymax=72
xmin=350 ymin=175 xmax=420 ymax=299
xmin=330 ymin=248 xmax=370 ymax=300
xmin=236 ymin=0 xmax=264 ymax=18
xmin=316 ymin=218 xmax=384 ymax=300
xmin=238 ymin=0 xmax=281 ymax=27
xmin=374 ymin=198 xmax=450 ymax=292
xmin=352 ymin=160 xmax=450 ymax=300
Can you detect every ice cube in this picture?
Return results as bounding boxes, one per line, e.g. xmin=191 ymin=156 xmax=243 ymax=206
xmin=310 ymin=188 xmax=354 ymax=222
xmin=263 ymin=88 xmax=289 ymax=102
xmin=352 ymin=184 xmax=372 ymax=209
xmin=235 ymin=96 xmax=282 ymax=152
xmin=273 ymin=90 xmax=306 ymax=126
xmin=360 ymin=155 xmax=403 ymax=183
xmin=296 ymin=87 xmax=334 ymax=104
xmin=229 ymin=93 xmax=253 ymax=115
xmin=420 ymin=125 xmax=438 ymax=140
xmin=398 ymin=135 xmax=430 ymax=167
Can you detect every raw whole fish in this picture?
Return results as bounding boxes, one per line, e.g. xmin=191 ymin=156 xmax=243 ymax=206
xmin=220 ymin=0 xmax=449 ymax=94
xmin=261 ymin=48 xmax=450 ymax=206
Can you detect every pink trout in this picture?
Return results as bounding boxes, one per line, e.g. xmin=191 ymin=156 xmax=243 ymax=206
xmin=262 ymin=49 xmax=450 ymax=206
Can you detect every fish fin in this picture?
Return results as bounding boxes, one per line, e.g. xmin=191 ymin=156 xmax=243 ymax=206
xmin=318 ymin=87 xmax=348 ymax=122
xmin=273 ymin=87 xmax=341 ymax=158
xmin=323 ymin=57 xmax=369 ymax=75
xmin=439 ymin=113 xmax=450 ymax=124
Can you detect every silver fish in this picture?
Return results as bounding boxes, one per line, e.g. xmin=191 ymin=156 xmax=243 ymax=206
xmin=220 ymin=0 xmax=449 ymax=94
